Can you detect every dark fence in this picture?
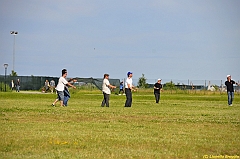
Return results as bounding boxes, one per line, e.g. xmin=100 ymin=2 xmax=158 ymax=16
xmin=0 ymin=75 xmax=120 ymax=91
xmin=0 ymin=75 xmax=59 ymax=91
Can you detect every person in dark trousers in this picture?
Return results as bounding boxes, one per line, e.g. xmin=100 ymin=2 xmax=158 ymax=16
xmin=124 ymin=72 xmax=136 ymax=107
xmin=225 ymin=75 xmax=239 ymax=106
xmin=154 ymin=79 xmax=163 ymax=103
xmin=101 ymin=74 xmax=116 ymax=107
xmin=16 ymin=79 xmax=20 ymax=92
xmin=119 ymin=81 xmax=124 ymax=95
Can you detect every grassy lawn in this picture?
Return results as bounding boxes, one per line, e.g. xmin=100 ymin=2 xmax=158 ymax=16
xmin=0 ymin=90 xmax=239 ymax=159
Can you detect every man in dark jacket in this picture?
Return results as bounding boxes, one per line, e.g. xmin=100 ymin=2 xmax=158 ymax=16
xmin=63 ymin=78 xmax=77 ymax=106
xmin=225 ymin=75 xmax=239 ymax=106
xmin=154 ymin=79 xmax=163 ymax=103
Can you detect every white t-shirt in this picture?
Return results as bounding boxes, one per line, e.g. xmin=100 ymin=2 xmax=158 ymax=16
xmin=56 ymin=77 xmax=68 ymax=91
xmin=102 ymin=78 xmax=111 ymax=94
xmin=125 ymin=77 xmax=132 ymax=88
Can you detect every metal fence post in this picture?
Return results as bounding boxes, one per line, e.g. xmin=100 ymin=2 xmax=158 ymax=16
xmin=220 ymin=80 xmax=222 ymax=94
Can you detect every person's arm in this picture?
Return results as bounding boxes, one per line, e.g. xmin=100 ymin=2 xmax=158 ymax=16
xmin=67 ymin=82 xmax=76 ymax=89
xmin=153 ymin=86 xmax=159 ymax=89
xmin=108 ymin=83 xmax=116 ymax=89
xmin=133 ymin=85 xmax=138 ymax=91
xmin=68 ymin=78 xmax=77 ymax=83
xmin=105 ymin=80 xmax=116 ymax=89
xmin=129 ymin=84 xmax=137 ymax=91
xmin=64 ymin=78 xmax=76 ymax=89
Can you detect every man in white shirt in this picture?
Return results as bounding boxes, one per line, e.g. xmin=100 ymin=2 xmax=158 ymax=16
xmin=101 ymin=74 xmax=116 ymax=107
xmin=125 ymin=72 xmax=136 ymax=107
xmin=52 ymin=69 xmax=76 ymax=107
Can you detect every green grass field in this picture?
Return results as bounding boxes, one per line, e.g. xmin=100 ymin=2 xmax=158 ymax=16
xmin=0 ymin=90 xmax=239 ymax=159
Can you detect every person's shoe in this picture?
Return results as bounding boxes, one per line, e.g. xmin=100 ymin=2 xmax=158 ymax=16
xmin=229 ymin=104 xmax=232 ymax=106
xmin=51 ymin=104 xmax=55 ymax=107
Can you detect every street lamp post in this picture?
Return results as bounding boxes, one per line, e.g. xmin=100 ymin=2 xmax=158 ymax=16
xmin=10 ymin=31 xmax=18 ymax=72
xmin=4 ymin=64 xmax=8 ymax=92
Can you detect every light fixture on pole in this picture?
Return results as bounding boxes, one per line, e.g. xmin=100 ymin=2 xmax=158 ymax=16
xmin=10 ymin=31 xmax=18 ymax=72
xmin=4 ymin=64 xmax=8 ymax=92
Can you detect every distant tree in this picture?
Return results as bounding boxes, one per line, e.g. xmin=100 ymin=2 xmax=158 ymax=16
xmin=164 ymin=81 xmax=176 ymax=90
xmin=137 ymin=74 xmax=148 ymax=88
xmin=10 ymin=70 xmax=17 ymax=76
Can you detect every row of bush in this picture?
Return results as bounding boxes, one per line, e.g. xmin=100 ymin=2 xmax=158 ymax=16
xmin=0 ymin=82 xmax=12 ymax=92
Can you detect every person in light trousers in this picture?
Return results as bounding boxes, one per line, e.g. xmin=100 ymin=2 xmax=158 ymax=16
xmin=101 ymin=74 xmax=116 ymax=107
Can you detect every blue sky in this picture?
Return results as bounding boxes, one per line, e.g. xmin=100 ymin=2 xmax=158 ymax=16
xmin=1 ymin=0 xmax=240 ymax=82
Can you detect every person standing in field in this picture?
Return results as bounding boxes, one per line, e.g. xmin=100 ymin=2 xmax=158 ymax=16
xmin=16 ymin=79 xmax=20 ymax=92
xmin=50 ymin=79 xmax=55 ymax=94
xmin=119 ymin=81 xmax=124 ymax=95
xmin=225 ymin=75 xmax=239 ymax=106
xmin=44 ymin=80 xmax=50 ymax=92
xmin=125 ymin=72 xmax=136 ymax=107
xmin=101 ymin=74 xmax=116 ymax=107
xmin=154 ymin=79 xmax=163 ymax=103
xmin=52 ymin=69 xmax=76 ymax=107
xmin=11 ymin=80 xmax=14 ymax=90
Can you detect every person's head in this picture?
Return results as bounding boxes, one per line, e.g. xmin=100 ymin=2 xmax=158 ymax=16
xmin=227 ymin=75 xmax=231 ymax=80
xmin=127 ymin=72 xmax=132 ymax=78
xmin=62 ymin=69 xmax=67 ymax=77
xmin=157 ymin=79 xmax=161 ymax=83
xmin=104 ymin=74 xmax=109 ymax=79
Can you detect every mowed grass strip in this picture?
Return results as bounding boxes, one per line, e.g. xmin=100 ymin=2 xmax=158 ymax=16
xmin=0 ymin=91 xmax=239 ymax=159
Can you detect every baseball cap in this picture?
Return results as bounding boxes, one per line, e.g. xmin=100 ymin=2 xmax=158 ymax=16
xmin=158 ymin=79 xmax=162 ymax=81
xmin=127 ymin=72 xmax=132 ymax=76
xmin=227 ymin=75 xmax=231 ymax=78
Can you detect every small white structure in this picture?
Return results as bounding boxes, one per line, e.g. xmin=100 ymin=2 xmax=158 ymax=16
xmin=207 ymin=81 xmax=216 ymax=91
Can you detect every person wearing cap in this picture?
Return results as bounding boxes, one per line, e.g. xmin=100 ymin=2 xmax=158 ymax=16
xmin=225 ymin=75 xmax=239 ymax=106
xmin=101 ymin=74 xmax=116 ymax=107
xmin=119 ymin=81 xmax=125 ymax=95
xmin=154 ymin=79 xmax=163 ymax=103
xmin=125 ymin=72 xmax=136 ymax=107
